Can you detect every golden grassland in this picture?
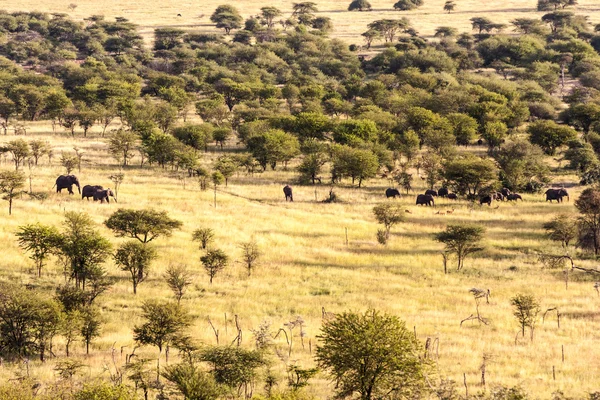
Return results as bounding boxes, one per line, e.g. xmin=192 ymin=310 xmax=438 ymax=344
xmin=0 ymin=122 xmax=599 ymax=397
xmin=1 ymin=0 xmax=600 ymax=44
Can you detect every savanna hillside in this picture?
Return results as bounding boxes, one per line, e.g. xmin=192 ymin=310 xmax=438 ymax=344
xmin=1 ymin=1 xmax=600 ymax=399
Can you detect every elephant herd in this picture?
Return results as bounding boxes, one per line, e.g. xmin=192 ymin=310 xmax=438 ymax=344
xmin=54 ymin=175 xmax=116 ymax=203
xmin=384 ymin=186 xmax=570 ymax=206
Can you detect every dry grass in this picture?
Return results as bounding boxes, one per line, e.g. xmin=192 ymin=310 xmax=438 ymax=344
xmin=0 ymin=122 xmax=599 ymax=397
xmin=2 ymin=0 xmax=600 ymax=44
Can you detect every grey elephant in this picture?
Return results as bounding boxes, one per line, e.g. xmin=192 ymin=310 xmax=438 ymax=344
xmin=437 ymin=187 xmax=449 ymax=197
xmin=82 ymin=185 xmax=103 ymax=200
xmin=425 ymin=189 xmax=438 ymax=197
xmin=283 ymin=185 xmax=293 ymax=202
xmin=447 ymin=193 xmax=458 ymax=200
xmin=416 ymin=194 xmax=435 ymax=206
xmin=385 ymin=188 xmax=401 ymax=198
xmin=480 ymin=195 xmax=492 ymax=206
xmin=545 ymin=188 xmax=569 ymax=203
xmin=54 ymin=175 xmax=81 ymax=195
xmin=93 ymin=188 xmax=116 ymax=203
xmin=507 ymin=193 xmax=523 ymax=201
xmin=501 ymin=187 xmax=511 ymax=197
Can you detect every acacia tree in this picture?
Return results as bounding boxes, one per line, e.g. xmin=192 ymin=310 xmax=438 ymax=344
xmin=442 ymin=155 xmax=497 ymax=197
xmin=259 ymin=6 xmax=282 ymax=28
xmin=543 ymin=214 xmax=578 ymax=247
xmin=201 ymin=249 xmax=228 ymax=284
xmin=5 ymin=139 xmax=31 ymax=170
xmin=80 ymin=306 xmax=102 ymax=355
xmin=575 ymin=188 xmax=600 ymax=254
xmin=373 ymin=204 xmax=404 ymax=244
xmin=0 ymin=170 xmax=25 ymax=215
xmin=239 ymin=240 xmax=260 ymax=276
xmin=105 ymin=209 xmax=182 ymax=244
xmin=134 ymin=300 xmax=191 ymax=378
xmin=114 ymin=241 xmax=157 ymax=294
xmin=210 ymin=5 xmax=243 ymax=34
xmin=108 ymin=129 xmax=138 ymax=167
xmin=444 ymin=0 xmax=456 ymax=12
xmin=316 ymin=309 xmax=425 ymax=400
xmin=348 ymin=0 xmax=372 ymax=11
xmin=528 ymin=120 xmax=577 ymax=155
xmin=16 ymin=223 xmax=61 ymax=277
xmin=434 ymin=225 xmax=485 ymax=271
xmin=511 ymin=294 xmax=540 ymax=340
xmin=165 ymin=265 xmax=193 ymax=304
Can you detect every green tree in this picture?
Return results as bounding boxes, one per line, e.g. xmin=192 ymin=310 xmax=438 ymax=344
xmin=298 ymin=152 xmax=327 ymax=184
xmin=444 ymin=0 xmax=456 ymax=13
xmin=0 ymin=284 xmax=62 ymax=361
xmin=73 ymin=382 xmax=137 ymax=400
xmin=481 ymin=120 xmax=508 ymax=152
xmin=239 ymin=240 xmax=260 ymax=276
xmin=543 ymin=214 xmax=578 ymax=247
xmin=316 ymin=309 xmax=425 ymax=400
xmin=494 ymin=139 xmax=550 ymax=191
xmin=214 ymin=156 xmax=238 ymax=186
xmin=447 ymin=113 xmax=478 ymax=146
xmin=213 ymin=127 xmax=232 ymax=149
xmin=528 ymin=120 xmax=577 ymax=155
xmin=214 ymin=78 xmax=254 ymax=111
xmin=368 ymin=19 xmax=410 ymax=42
xmin=575 ymin=188 xmax=600 ymax=254
xmin=108 ymin=129 xmax=139 ymax=167
xmin=57 ymin=212 xmax=112 ymax=292
xmin=0 ymin=96 xmax=16 ymax=135
xmin=348 ymin=0 xmax=372 ymax=11
xmin=192 ymin=227 xmax=215 ymax=250
xmin=259 ymin=6 xmax=283 ymax=28
xmin=172 ymin=124 xmax=214 ymax=152
xmin=373 ymin=203 xmax=404 ymax=243
xmin=201 ymin=249 xmax=228 ymax=284
xmin=331 ymin=146 xmax=379 ymax=187
xmin=470 ymin=16 xmax=495 ymax=35
xmin=162 ymin=362 xmax=224 ymax=400
xmin=29 ymin=139 xmax=50 ymax=166
xmin=114 ymin=241 xmax=157 ymax=294
xmin=165 ymin=265 xmax=193 ymax=304
xmin=246 ymin=129 xmax=300 ymax=170
xmin=434 ymin=224 xmax=485 ymax=271
xmin=510 ymin=294 xmax=540 ymax=340
xmin=154 ymin=101 xmax=178 ymax=133
xmin=393 ymin=0 xmax=423 ymax=10
xmin=196 ymin=96 xmax=230 ymax=127
xmin=201 ymin=346 xmax=267 ymax=397
xmin=442 ymin=155 xmax=498 ymax=197
xmin=61 ymin=107 xmax=79 ymax=136
xmin=5 ymin=139 xmax=31 ymax=170
xmin=16 ymin=223 xmax=61 ymax=277
xmin=61 ymin=153 xmax=79 ymax=174
xmin=134 ymin=300 xmax=191 ymax=377
xmin=105 ymin=209 xmax=182 ymax=243
xmin=0 ymin=170 xmax=25 ymax=215
xmin=211 ymin=5 xmax=243 ymax=34
xmin=80 ymin=306 xmax=102 ymax=355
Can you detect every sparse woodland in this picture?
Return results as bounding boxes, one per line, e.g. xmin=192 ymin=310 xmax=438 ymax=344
xmin=1 ymin=1 xmax=600 ymax=398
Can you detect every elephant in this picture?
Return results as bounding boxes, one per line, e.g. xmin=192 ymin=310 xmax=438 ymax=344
xmin=54 ymin=175 xmax=81 ymax=195
xmin=93 ymin=188 xmax=116 ymax=203
xmin=507 ymin=193 xmax=523 ymax=201
xmin=492 ymin=192 xmax=504 ymax=201
xmin=283 ymin=185 xmax=293 ymax=202
xmin=385 ymin=188 xmax=401 ymax=198
xmin=82 ymin=185 xmax=103 ymax=200
xmin=545 ymin=188 xmax=569 ymax=203
xmin=480 ymin=195 xmax=492 ymax=206
xmin=500 ymin=187 xmax=511 ymax=197
xmin=447 ymin=193 xmax=458 ymax=200
xmin=416 ymin=194 xmax=435 ymax=206
xmin=425 ymin=189 xmax=438 ymax=197
xmin=437 ymin=187 xmax=449 ymax=197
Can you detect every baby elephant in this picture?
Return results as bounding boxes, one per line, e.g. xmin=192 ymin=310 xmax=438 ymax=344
xmin=283 ymin=185 xmax=293 ymax=202
xmin=94 ymin=188 xmax=116 ymax=203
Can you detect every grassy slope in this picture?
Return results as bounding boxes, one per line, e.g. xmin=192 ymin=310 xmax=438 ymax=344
xmin=2 ymin=0 xmax=600 ymax=43
xmin=0 ymin=122 xmax=599 ymax=397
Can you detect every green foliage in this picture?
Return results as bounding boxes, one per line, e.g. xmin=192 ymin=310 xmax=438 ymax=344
xmin=72 ymin=382 xmax=138 ymax=400
xmin=316 ymin=309 xmax=425 ymax=400
xmin=15 ymin=223 xmax=61 ymax=277
xmin=434 ymin=224 xmax=485 ymax=271
xmin=114 ymin=241 xmax=157 ymax=294
xmin=4 ymin=139 xmax=31 ymax=169
xmin=201 ymin=249 xmax=229 ymax=283
xmin=211 ymin=5 xmax=243 ymax=34
xmin=348 ymin=0 xmax=372 ymax=11
xmin=192 ymin=227 xmax=215 ymax=250
xmin=105 ymin=208 xmax=182 ymax=243
xmin=481 ymin=120 xmax=508 ymax=152
xmin=163 ymin=362 xmax=225 ymax=400
xmin=0 ymin=169 xmax=24 ymax=215
xmin=528 ymin=120 xmax=577 ymax=155
xmin=165 ymin=265 xmax=193 ymax=303
xmin=201 ymin=346 xmax=267 ymax=395
xmin=108 ymin=129 xmax=138 ymax=167
xmin=60 ymin=153 xmax=79 ymax=174
xmin=333 ymin=119 xmax=378 ymax=146
xmin=393 ymin=0 xmax=423 ymax=10
xmin=510 ymin=294 xmax=540 ymax=340
xmin=239 ymin=240 xmax=261 ymax=276
xmin=494 ymin=139 xmax=550 ymax=191
xmin=331 ymin=145 xmax=379 ymax=187
xmin=543 ymin=214 xmax=578 ymax=247
xmin=575 ymin=188 xmax=600 ymax=254
xmin=214 ymin=156 xmax=238 ymax=186
xmin=80 ymin=306 xmax=102 ymax=355
xmin=173 ymin=124 xmax=214 ymax=151
xmin=442 ymin=155 xmax=498 ymax=196
xmin=373 ymin=203 xmax=404 ymax=242
xmin=133 ymin=300 xmax=191 ymax=353
xmin=246 ymin=129 xmax=300 ymax=170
